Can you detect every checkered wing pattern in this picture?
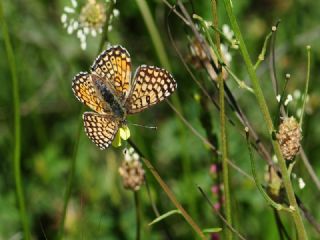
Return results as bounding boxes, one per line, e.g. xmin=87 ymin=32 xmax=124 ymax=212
xmin=91 ymin=45 xmax=132 ymax=102
xmin=72 ymin=72 xmax=107 ymax=114
xmin=83 ymin=112 xmax=119 ymax=150
xmin=125 ymin=65 xmax=177 ymax=114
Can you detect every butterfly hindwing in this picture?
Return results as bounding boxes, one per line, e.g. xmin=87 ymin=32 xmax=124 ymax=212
xmin=83 ymin=112 xmax=119 ymax=150
xmin=125 ymin=65 xmax=177 ymax=114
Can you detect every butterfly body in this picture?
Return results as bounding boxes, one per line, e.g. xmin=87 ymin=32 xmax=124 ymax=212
xmin=72 ymin=45 xmax=177 ymax=149
xmin=92 ymin=74 xmax=126 ymax=120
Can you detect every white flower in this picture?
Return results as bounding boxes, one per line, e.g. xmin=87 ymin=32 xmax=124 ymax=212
xmin=113 ymin=8 xmax=120 ymax=17
xmin=222 ymin=24 xmax=234 ymax=41
xmin=204 ymin=20 xmax=212 ymax=28
xmin=71 ymin=0 xmax=78 ymax=8
xmin=67 ymin=25 xmax=74 ymax=34
xmin=298 ymin=178 xmax=305 ymax=189
xmin=123 ymin=147 xmax=140 ymax=163
xmin=293 ymin=90 xmax=301 ymax=99
xmin=64 ymin=6 xmax=75 ymax=13
xmin=296 ymin=108 xmax=302 ymax=117
xmin=83 ymin=27 xmax=89 ymax=34
xmin=129 ymin=147 xmax=134 ymax=154
xmin=272 ymin=155 xmax=278 ymax=163
xmin=77 ymin=29 xmax=83 ymax=39
xmin=61 ymin=0 xmax=119 ymax=50
xmin=123 ymin=149 xmax=132 ymax=162
xmin=80 ymin=41 xmax=87 ymax=50
xmin=73 ymin=20 xmax=79 ymax=30
xmin=132 ymin=153 xmax=139 ymax=161
xmin=284 ymin=94 xmax=293 ymax=106
xmin=61 ymin=13 xmax=67 ymax=23
xmin=220 ymin=43 xmax=232 ymax=65
xmin=276 ymin=95 xmax=281 ymax=102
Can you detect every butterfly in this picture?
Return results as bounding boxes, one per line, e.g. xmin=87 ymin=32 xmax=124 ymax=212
xmin=72 ymin=45 xmax=177 ymax=149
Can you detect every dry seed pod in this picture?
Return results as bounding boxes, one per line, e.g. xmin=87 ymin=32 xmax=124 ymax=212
xmin=276 ymin=117 xmax=302 ymax=160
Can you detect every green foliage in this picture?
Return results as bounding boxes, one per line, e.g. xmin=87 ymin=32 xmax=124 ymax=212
xmin=1 ymin=0 xmax=320 ymax=239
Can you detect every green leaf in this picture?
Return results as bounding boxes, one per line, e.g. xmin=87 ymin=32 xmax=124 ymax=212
xmin=202 ymin=228 xmax=223 ymax=233
xmin=148 ymin=210 xmax=181 ymax=226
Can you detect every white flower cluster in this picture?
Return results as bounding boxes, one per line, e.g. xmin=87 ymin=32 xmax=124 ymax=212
xmin=276 ymin=94 xmax=293 ymax=106
xmin=222 ymin=24 xmax=238 ymax=49
xmin=123 ymin=147 xmax=140 ymax=163
xmin=219 ymin=24 xmax=238 ymax=66
xmin=276 ymin=89 xmax=310 ymax=117
xmin=61 ymin=0 xmax=119 ymax=50
xmin=220 ymin=43 xmax=232 ymax=65
xmin=119 ymin=147 xmax=145 ymax=191
xmin=292 ymin=173 xmax=306 ymax=190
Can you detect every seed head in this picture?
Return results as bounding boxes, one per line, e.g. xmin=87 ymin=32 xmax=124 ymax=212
xmin=276 ymin=117 xmax=302 ymax=160
xmin=119 ymin=148 xmax=145 ymax=191
xmin=79 ymin=0 xmax=107 ymax=31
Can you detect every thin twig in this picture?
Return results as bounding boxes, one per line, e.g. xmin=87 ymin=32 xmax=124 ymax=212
xmin=300 ymin=148 xmax=320 ymax=191
xmin=299 ymin=46 xmax=311 ymax=127
xmin=161 ymin=0 xmax=190 ymax=26
xmin=269 ymin=20 xmax=281 ymax=96
xmin=134 ymin=191 xmax=141 ymax=240
xmin=166 ymin=100 xmax=253 ymax=181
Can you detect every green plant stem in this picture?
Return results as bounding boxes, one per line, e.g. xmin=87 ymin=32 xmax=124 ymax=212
xmin=222 ymin=0 xmax=307 ymax=238
xmin=57 ymin=113 xmax=82 ymax=239
xmin=0 ymin=2 xmax=31 ymax=239
xmin=245 ymin=130 xmax=292 ymax=212
xmin=254 ymin=31 xmax=272 ymax=70
xmin=135 ymin=0 xmax=171 ymax=71
xmin=134 ymin=191 xmax=141 ymax=240
xmin=98 ymin=1 xmax=114 ymax=52
xmin=211 ymin=1 xmax=232 ymax=239
xmin=299 ymin=46 xmax=311 ymax=127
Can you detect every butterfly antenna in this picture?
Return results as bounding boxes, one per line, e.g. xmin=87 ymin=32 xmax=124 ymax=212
xmin=128 ymin=122 xmax=157 ymax=130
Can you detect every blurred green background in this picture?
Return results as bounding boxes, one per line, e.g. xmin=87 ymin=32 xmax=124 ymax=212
xmin=1 ymin=0 xmax=320 ymax=239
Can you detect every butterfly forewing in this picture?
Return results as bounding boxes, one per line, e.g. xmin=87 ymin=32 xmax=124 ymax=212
xmin=72 ymin=72 xmax=107 ymax=114
xmin=83 ymin=112 xmax=119 ymax=150
xmin=91 ymin=45 xmax=132 ymax=103
xmin=125 ymin=65 xmax=177 ymax=114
